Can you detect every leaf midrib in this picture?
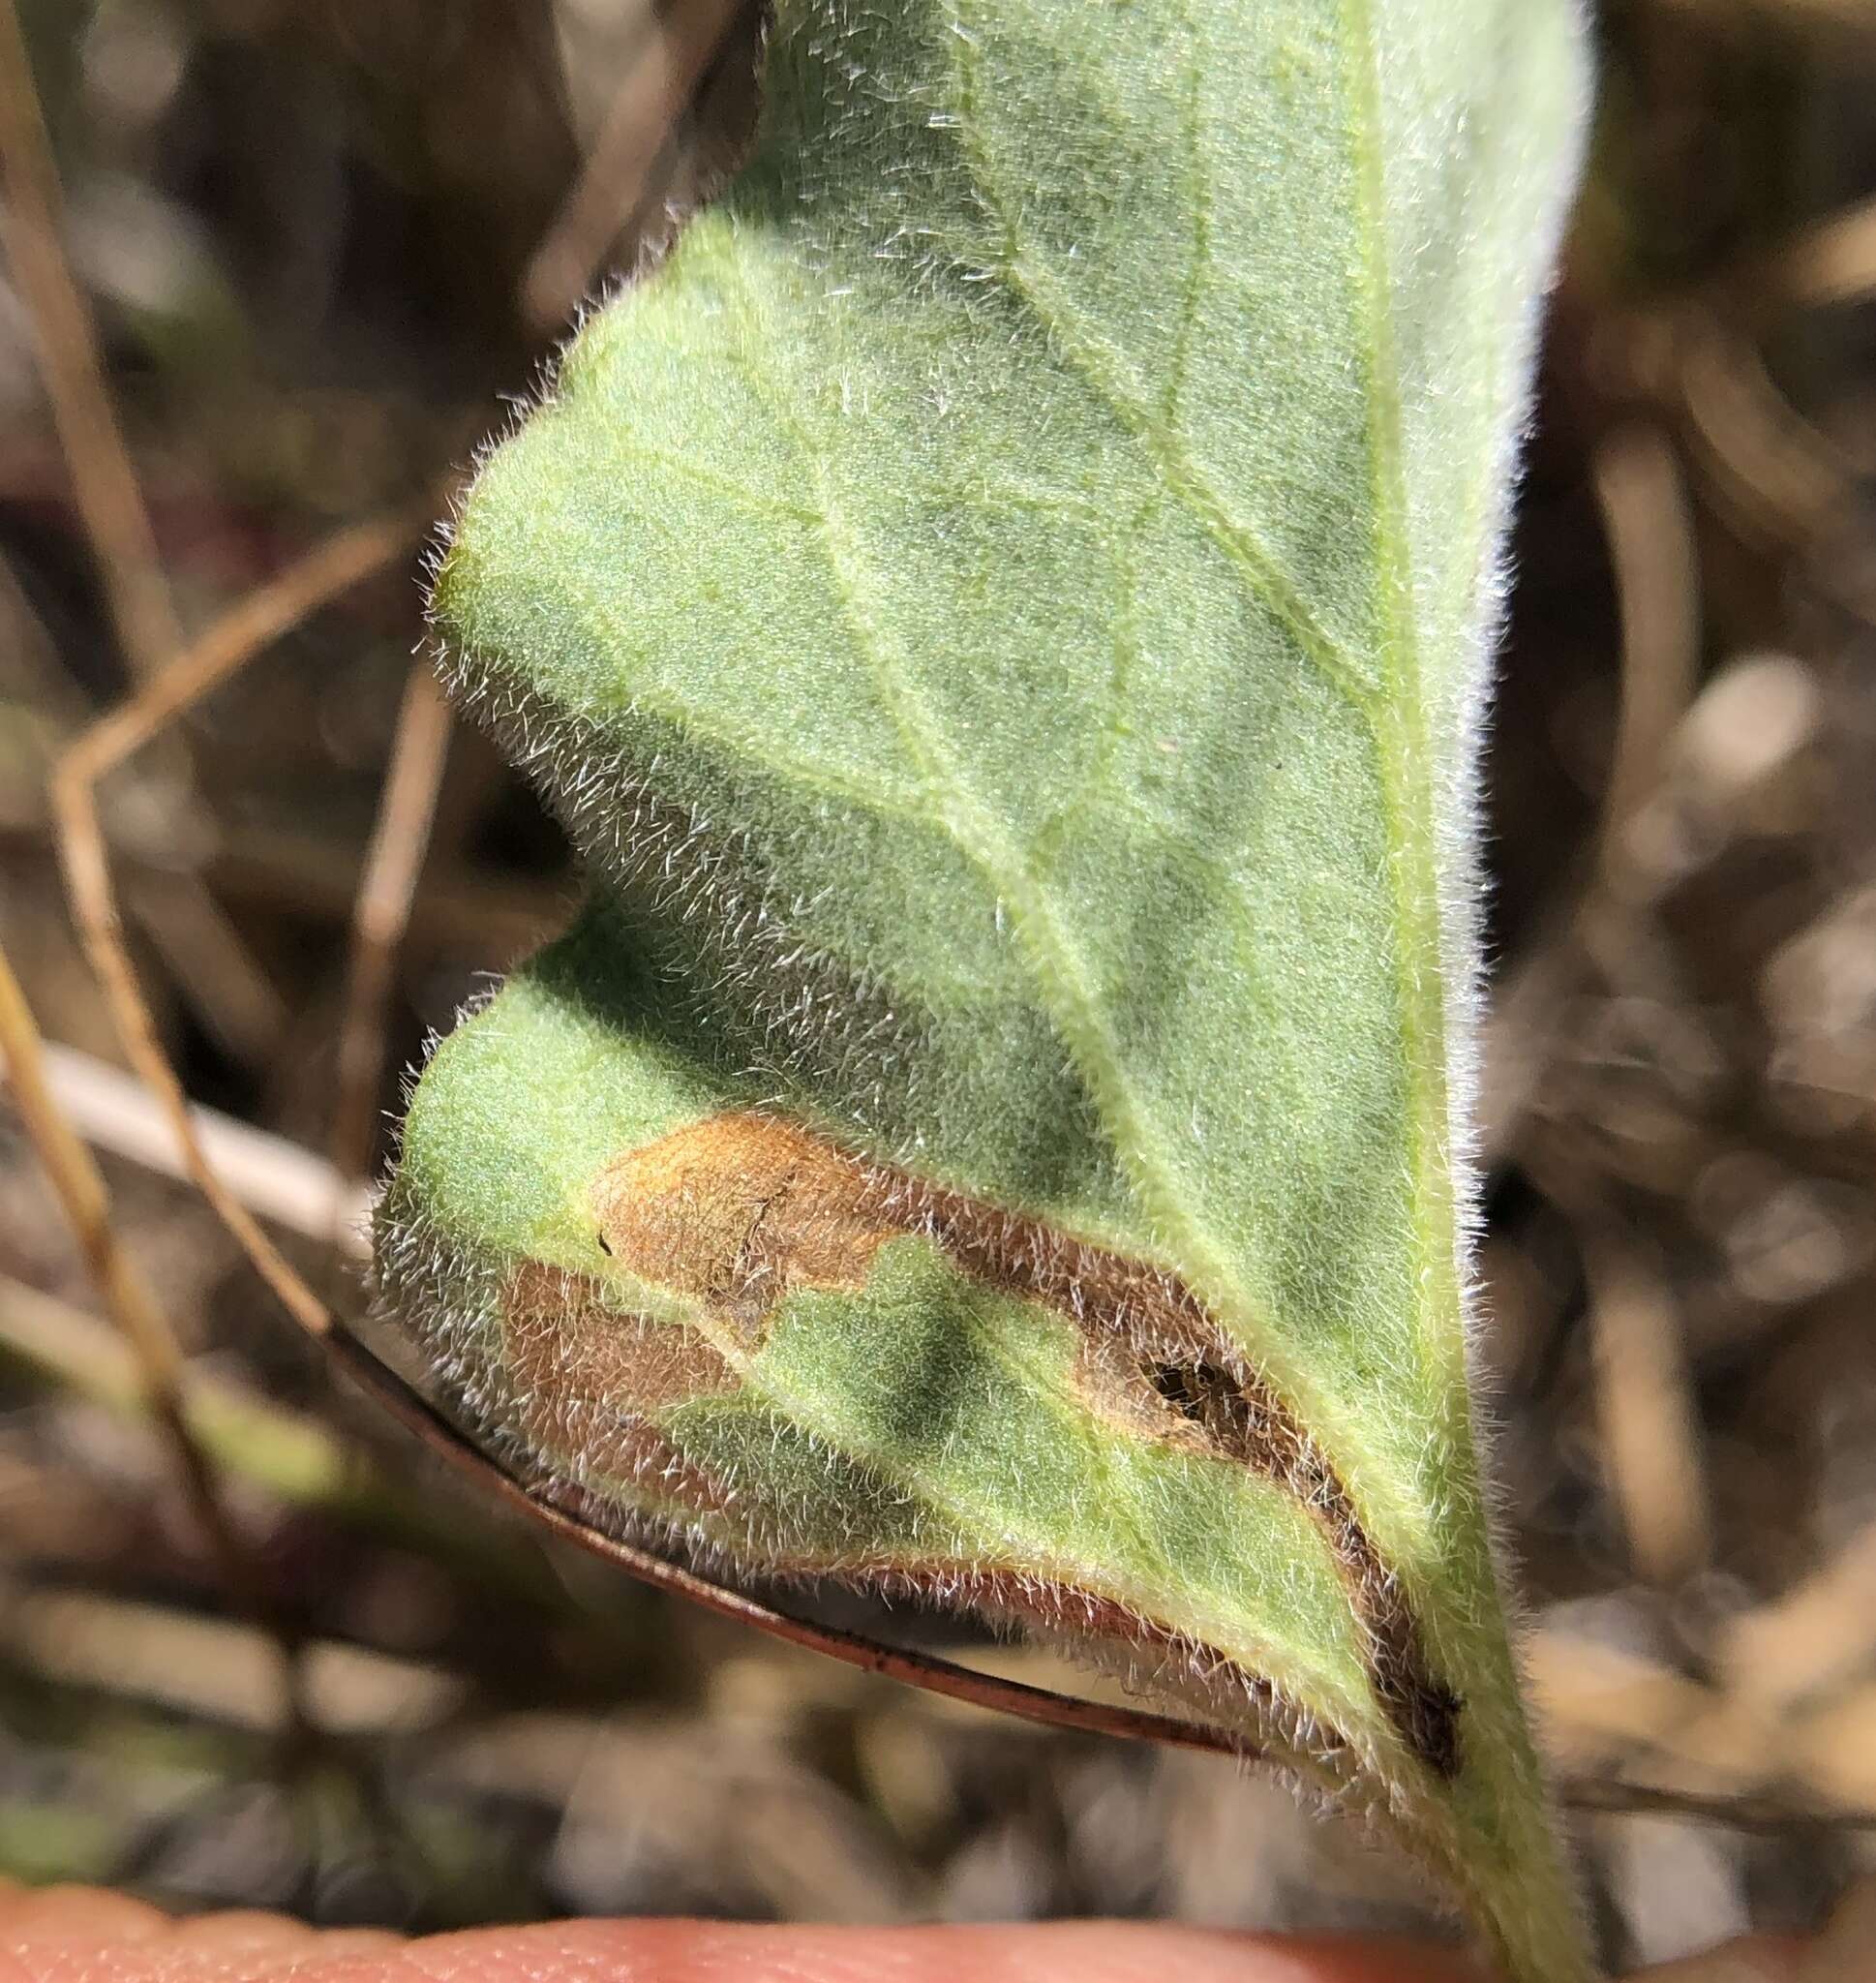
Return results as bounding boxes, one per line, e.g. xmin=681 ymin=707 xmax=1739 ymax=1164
xmin=923 ymin=0 xmax=1475 ymax=1552
xmin=1341 ymin=0 xmax=1471 ymax=1487
xmin=932 ymin=0 xmax=1465 ymax=1490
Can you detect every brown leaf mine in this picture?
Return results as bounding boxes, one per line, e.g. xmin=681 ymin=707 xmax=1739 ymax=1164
xmin=501 ymin=1260 xmax=741 ymax=1523
xmin=586 ymin=1111 xmax=1462 ymax=1777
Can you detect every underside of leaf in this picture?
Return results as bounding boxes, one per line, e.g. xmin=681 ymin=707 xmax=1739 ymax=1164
xmin=373 ymin=2 xmax=1591 ymax=1975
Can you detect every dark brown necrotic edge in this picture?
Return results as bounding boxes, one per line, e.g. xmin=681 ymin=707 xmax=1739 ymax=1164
xmin=321 ymin=1320 xmax=1293 ymax=1766
xmin=368 ymin=1194 xmax=1346 ymax=1784
xmin=793 ymin=1119 xmax=1462 ymax=1778
xmin=584 ymin=1108 xmax=1462 ymax=1779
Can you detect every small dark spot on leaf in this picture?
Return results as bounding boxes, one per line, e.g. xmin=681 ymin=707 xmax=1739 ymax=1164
xmin=1148 ymin=1360 xmax=1203 ymax=1418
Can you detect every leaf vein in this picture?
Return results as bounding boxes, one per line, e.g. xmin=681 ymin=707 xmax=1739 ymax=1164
xmin=939 ymin=0 xmax=1378 ymax=724
xmin=712 ymin=245 xmax=1267 ymax=1333
xmin=1341 ymin=0 xmax=1461 ymax=1400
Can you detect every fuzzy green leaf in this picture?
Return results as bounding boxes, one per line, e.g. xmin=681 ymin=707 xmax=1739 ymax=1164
xmin=375 ymin=1 xmax=1589 ymax=1972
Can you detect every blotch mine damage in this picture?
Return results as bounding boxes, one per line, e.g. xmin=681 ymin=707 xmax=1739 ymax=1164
xmin=550 ymin=1109 xmax=1460 ymax=1777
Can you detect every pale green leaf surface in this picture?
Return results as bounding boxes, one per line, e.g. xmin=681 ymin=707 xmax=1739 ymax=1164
xmin=385 ymin=910 xmax=1377 ymax=1737
xmin=376 ymin=2 xmax=1589 ymax=1974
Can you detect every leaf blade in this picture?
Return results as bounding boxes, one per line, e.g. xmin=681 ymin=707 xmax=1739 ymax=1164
xmin=383 ymin=2 xmax=1591 ymax=1972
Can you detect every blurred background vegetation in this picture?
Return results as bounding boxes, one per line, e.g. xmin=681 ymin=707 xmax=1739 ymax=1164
xmin=2 ymin=0 xmax=1876 ymax=1970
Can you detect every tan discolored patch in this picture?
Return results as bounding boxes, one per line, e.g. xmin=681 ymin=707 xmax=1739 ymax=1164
xmin=501 ymin=1260 xmax=740 ymax=1518
xmin=586 ymin=1110 xmax=1460 ymax=1778
xmin=591 ymin=1114 xmax=893 ymax=1335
